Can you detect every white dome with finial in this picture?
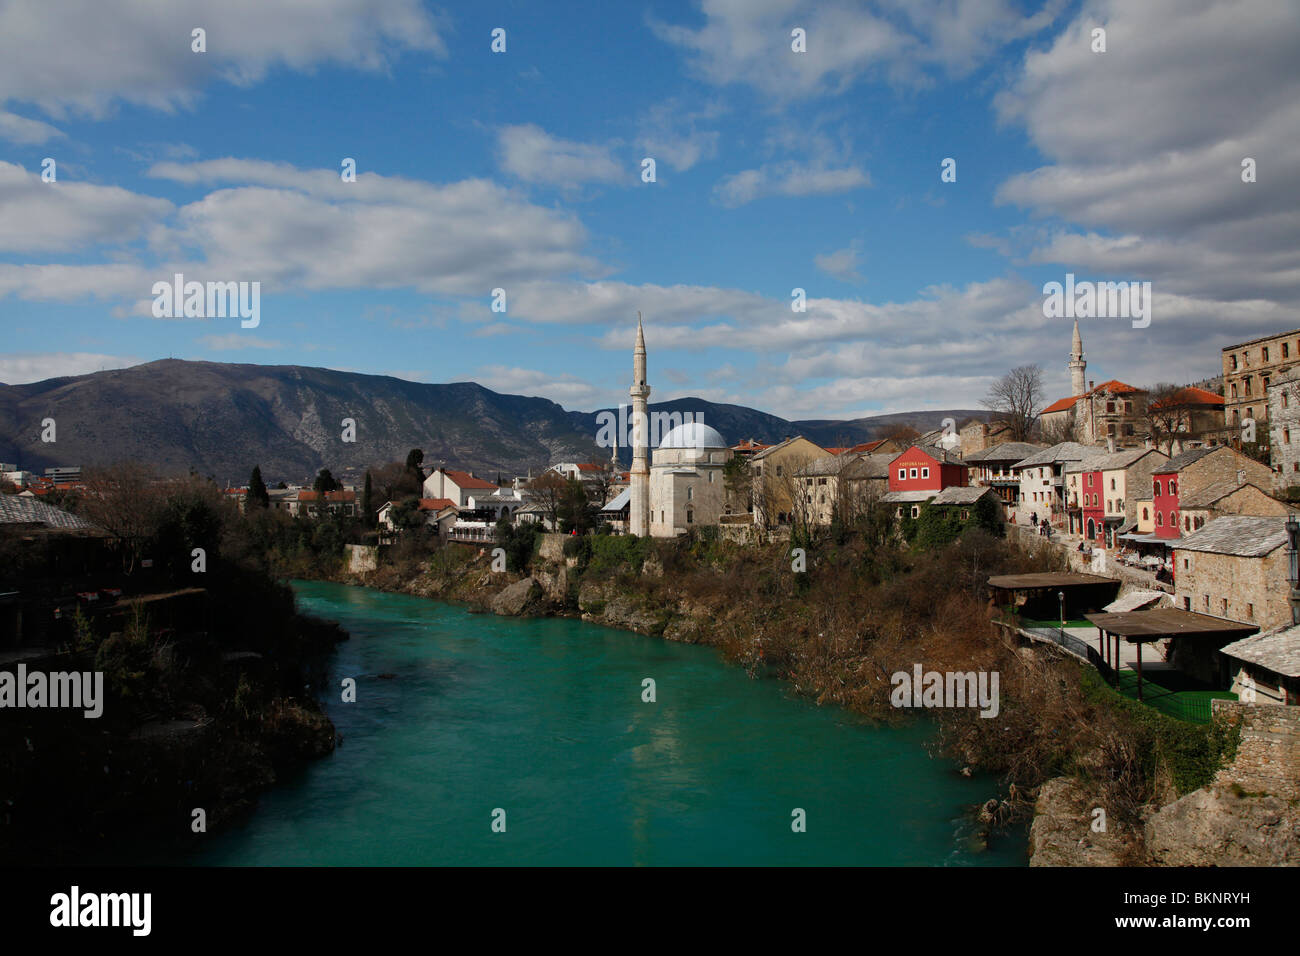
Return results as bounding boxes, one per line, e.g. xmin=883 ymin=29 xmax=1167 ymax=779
xmin=658 ymin=421 xmax=727 ymax=449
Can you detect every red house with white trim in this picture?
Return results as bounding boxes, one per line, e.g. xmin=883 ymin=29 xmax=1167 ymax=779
xmin=887 ymin=445 xmax=968 ymax=494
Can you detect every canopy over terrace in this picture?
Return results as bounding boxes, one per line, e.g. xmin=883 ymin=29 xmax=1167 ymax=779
xmin=1083 ymin=608 xmax=1258 ymax=700
xmin=987 ymin=572 xmax=1120 ymax=620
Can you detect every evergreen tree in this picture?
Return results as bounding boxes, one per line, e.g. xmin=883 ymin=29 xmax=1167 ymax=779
xmin=313 ymin=468 xmax=338 ymax=494
xmin=248 ymin=465 xmax=270 ymax=509
xmin=405 ymin=449 xmax=425 ymax=481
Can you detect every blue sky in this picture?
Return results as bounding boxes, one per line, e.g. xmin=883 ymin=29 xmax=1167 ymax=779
xmin=1 ymin=0 xmax=1297 ymax=421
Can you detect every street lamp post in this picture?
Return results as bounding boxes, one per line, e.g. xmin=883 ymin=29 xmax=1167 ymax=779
xmin=1059 ymin=590 xmax=1066 ymax=639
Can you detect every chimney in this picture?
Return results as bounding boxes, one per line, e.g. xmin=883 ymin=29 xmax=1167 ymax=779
xmin=1106 ymin=437 xmax=1116 ymax=453
xmin=1144 ymin=437 xmax=1152 ymax=450
xmin=1089 ymin=380 xmax=1095 ymax=391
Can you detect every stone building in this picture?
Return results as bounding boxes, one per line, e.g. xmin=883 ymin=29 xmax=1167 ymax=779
xmin=1172 ymin=516 xmax=1292 ymax=631
xmin=959 ymin=420 xmax=1013 ymax=457
xmin=1011 ymin=441 xmax=1093 ymax=522
xmin=1148 ymin=445 xmax=1275 ymax=540
xmin=796 ymin=452 xmax=892 ymax=526
xmin=1222 ymin=326 xmax=1300 ymax=432
xmin=1178 ymin=482 xmax=1289 ymax=534
xmin=1038 ymin=320 xmax=1147 ymax=446
xmin=647 ymin=421 xmax=732 ymax=537
xmin=750 ymin=436 xmax=829 ymax=527
xmin=1219 ymin=628 xmax=1300 ymax=706
xmin=1267 ymin=366 xmax=1300 ymax=487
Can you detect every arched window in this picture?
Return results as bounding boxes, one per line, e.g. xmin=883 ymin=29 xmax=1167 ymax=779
xmin=1156 ymin=512 xmax=1163 ymax=527
xmin=1142 ymin=507 xmax=1148 ymax=520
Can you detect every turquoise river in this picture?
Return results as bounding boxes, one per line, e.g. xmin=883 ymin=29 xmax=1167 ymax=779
xmin=188 ymin=580 xmax=1028 ymax=866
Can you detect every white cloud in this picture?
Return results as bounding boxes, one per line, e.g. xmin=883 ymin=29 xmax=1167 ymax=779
xmin=475 ymin=364 xmax=607 ymax=409
xmin=635 ymin=99 xmax=723 ymax=172
xmin=652 ymin=0 xmax=1061 ymax=101
xmin=714 ymin=160 xmax=868 ymax=206
xmin=0 ymin=351 xmax=140 ymax=385
xmin=497 ymin=124 xmax=628 ymax=188
xmin=0 ymin=111 xmax=62 ymax=145
xmin=0 ymin=161 xmax=173 ymax=253
xmin=814 ymin=241 xmax=865 ymax=283
xmin=0 ymin=159 xmax=605 ymax=310
xmin=993 ymin=0 xmax=1300 ymax=307
xmin=0 ymin=0 xmax=444 ymax=119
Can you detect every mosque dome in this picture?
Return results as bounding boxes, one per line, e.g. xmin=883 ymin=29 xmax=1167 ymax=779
xmin=658 ymin=421 xmax=727 ymax=449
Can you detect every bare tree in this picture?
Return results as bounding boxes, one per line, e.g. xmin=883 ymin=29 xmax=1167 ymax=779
xmin=983 ymin=365 xmax=1044 ymax=442
xmin=1142 ymin=383 xmax=1190 ymax=454
xmin=524 ymin=471 xmax=568 ymax=529
xmin=1038 ymin=409 xmax=1075 ymax=445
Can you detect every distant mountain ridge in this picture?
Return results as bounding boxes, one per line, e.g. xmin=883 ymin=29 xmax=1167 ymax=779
xmin=0 ymin=360 xmax=989 ymax=484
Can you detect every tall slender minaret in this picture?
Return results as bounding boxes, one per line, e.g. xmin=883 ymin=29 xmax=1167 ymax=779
xmin=629 ymin=312 xmax=651 ymax=536
xmin=1069 ymin=318 xmax=1087 ymax=397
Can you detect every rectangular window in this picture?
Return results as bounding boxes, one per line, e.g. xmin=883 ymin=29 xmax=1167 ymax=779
xmin=909 ymin=468 xmax=918 ymax=479
xmin=1222 ymin=598 xmax=1228 ymax=615
xmin=898 ymin=469 xmax=906 ymax=480
xmin=921 ymin=467 xmax=930 ymax=479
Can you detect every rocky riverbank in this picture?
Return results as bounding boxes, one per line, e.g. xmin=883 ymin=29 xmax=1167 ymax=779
xmin=0 ymin=606 xmax=346 ymax=864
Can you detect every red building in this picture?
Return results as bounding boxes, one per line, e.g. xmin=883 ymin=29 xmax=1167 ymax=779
xmin=888 ymin=444 xmax=968 ymax=494
xmin=1151 ymin=471 xmax=1180 ymax=539
xmin=1080 ymin=466 xmax=1106 ymax=543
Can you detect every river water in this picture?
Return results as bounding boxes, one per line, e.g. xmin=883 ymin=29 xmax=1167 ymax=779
xmin=190 ymin=580 xmax=1027 ymax=866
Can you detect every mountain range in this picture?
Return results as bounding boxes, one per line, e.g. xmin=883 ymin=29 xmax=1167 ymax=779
xmin=0 ymin=360 xmax=989 ymax=484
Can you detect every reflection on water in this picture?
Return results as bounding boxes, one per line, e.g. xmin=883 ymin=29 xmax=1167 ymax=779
xmin=183 ymin=581 xmax=1027 ymax=867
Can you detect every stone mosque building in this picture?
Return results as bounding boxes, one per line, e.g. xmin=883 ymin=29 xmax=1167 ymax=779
xmin=627 ymin=315 xmax=733 ymax=537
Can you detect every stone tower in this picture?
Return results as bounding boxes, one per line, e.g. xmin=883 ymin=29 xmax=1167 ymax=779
xmin=1069 ymin=318 xmax=1087 ymax=397
xmin=629 ymin=313 xmax=651 ymax=536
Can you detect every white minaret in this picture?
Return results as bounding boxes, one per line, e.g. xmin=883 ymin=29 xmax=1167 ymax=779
xmin=629 ymin=312 xmax=651 ymax=537
xmin=1069 ymin=318 xmax=1087 ymax=397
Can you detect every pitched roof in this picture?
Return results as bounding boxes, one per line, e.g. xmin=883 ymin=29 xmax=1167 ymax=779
xmin=900 ymin=443 xmax=964 ymax=464
xmin=1012 ymin=442 xmax=1094 ymax=469
xmin=750 ymin=436 xmax=826 ymax=461
xmin=442 ymin=468 xmax=498 ymax=490
xmin=1174 ymin=515 xmax=1289 ymax=557
xmin=1152 ymin=386 xmax=1224 ymax=408
xmin=1041 ymin=395 xmax=1082 ymax=414
xmin=418 ymin=497 xmax=457 ymax=512
xmin=1220 ymin=626 xmax=1300 ymax=677
xmin=601 ymin=487 xmax=631 ymax=512
xmin=1103 ymin=590 xmax=1170 ymax=613
xmin=929 ymin=486 xmax=997 ymax=505
xmin=297 ymin=490 xmax=356 ymax=502
xmin=1086 ymin=379 xmax=1143 ymax=396
xmin=0 ymin=494 xmax=96 ymax=531
xmin=964 ymin=442 xmax=1046 ymax=462
xmin=881 ymin=490 xmax=937 ymax=503
xmin=843 ymin=453 xmax=895 ymax=480
xmin=1072 ymin=448 xmax=1165 ymax=473
xmin=1151 ymin=445 xmax=1219 ymax=474
xmin=1178 ymin=480 xmax=1271 ymax=510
